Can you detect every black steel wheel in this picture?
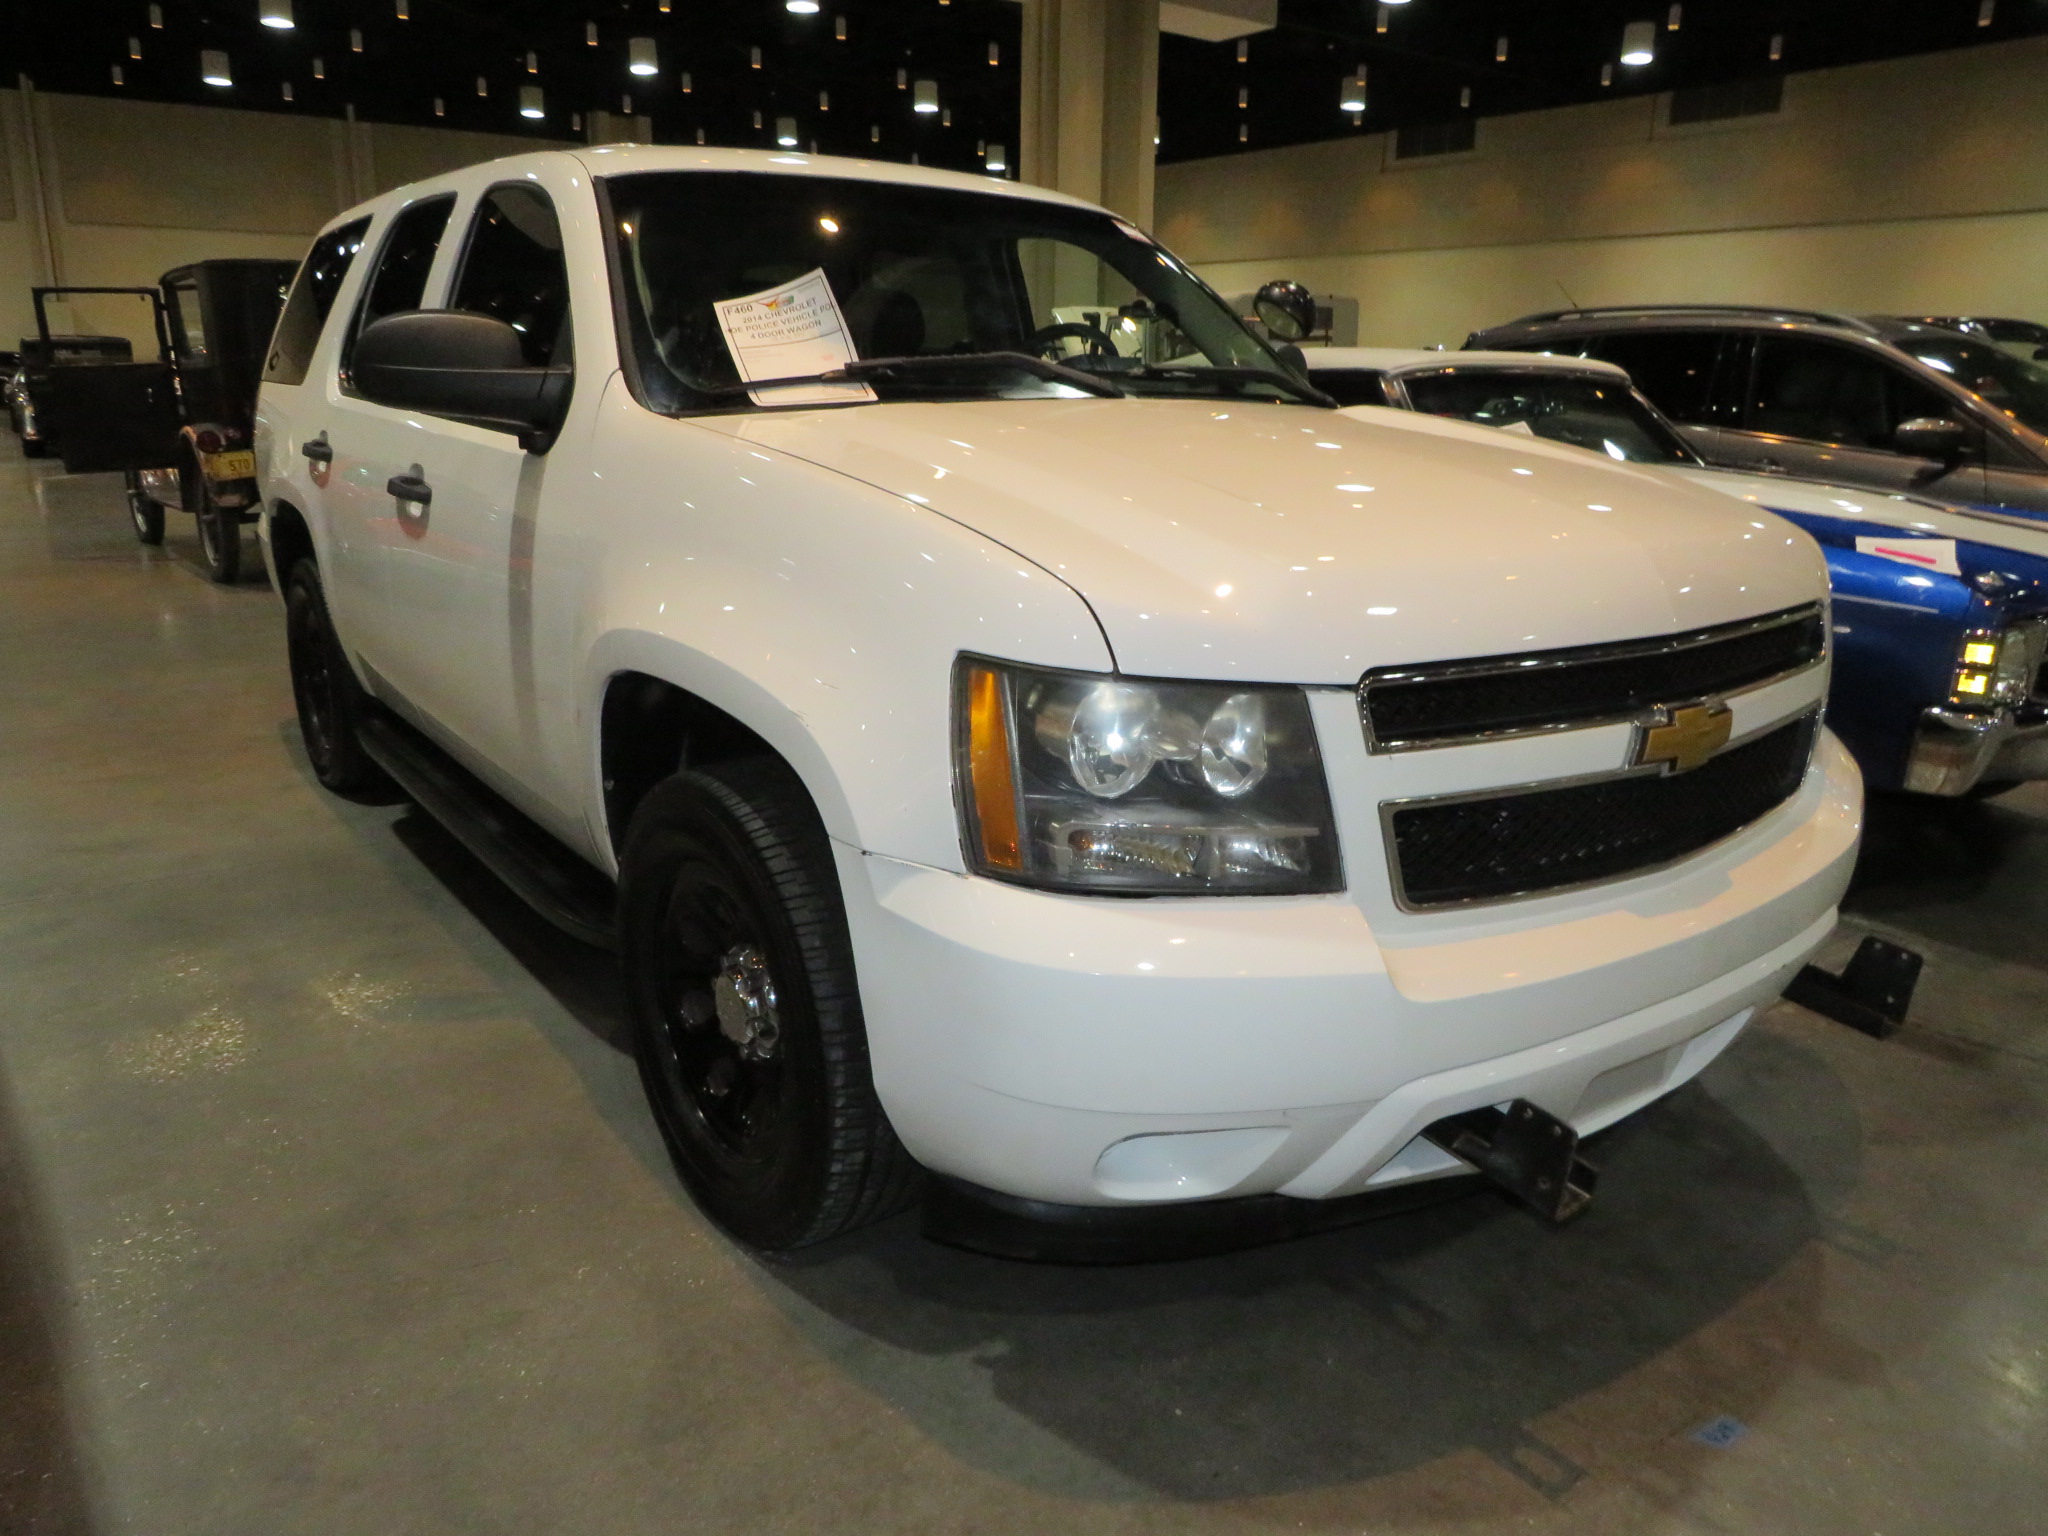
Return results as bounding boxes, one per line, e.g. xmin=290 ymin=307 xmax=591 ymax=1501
xmin=195 ymin=488 xmax=243 ymax=583
xmin=125 ymin=472 xmax=164 ymax=545
xmin=619 ymin=758 xmax=917 ymax=1251
xmin=284 ymin=558 xmax=388 ymax=795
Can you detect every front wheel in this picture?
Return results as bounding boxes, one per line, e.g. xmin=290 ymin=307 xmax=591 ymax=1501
xmin=618 ymin=758 xmax=917 ymax=1251
xmin=125 ymin=471 xmax=164 ymax=545
xmin=195 ymin=488 xmax=242 ymax=583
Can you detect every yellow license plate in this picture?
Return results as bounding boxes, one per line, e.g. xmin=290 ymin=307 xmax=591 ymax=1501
xmin=205 ymin=449 xmax=256 ymax=481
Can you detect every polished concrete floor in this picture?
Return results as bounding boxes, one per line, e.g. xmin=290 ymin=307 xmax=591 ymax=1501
xmin=1 ymin=436 xmax=2044 ymax=1536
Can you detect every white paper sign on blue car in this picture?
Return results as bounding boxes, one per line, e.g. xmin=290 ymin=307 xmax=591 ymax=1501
xmin=713 ymin=267 xmax=877 ymax=408
xmin=1855 ymin=535 xmax=1961 ymax=576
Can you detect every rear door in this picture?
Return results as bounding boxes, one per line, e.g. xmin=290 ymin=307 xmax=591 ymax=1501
xmin=1717 ymin=333 xmax=1988 ymax=502
xmin=256 ymin=215 xmax=369 ymax=591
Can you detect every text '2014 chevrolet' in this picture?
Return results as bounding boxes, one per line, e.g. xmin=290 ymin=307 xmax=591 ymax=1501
xmin=255 ymin=148 xmax=1861 ymax=1255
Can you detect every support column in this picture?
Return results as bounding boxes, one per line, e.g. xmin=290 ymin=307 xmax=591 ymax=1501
xmin=1017 ymin=0 xmax=1159 ymax=230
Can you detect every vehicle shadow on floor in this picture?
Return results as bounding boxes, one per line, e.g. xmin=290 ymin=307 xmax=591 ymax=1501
xmin=1843 ymin=786 xmax=2048 ymax=968
xmin=0 ymin=1071 xmax=101 ymax=1534
xmin=754 ymin=1023 xmax=1854 ymax=1503
xmin=29 ymin=467 xmax=268 ymax=585
xmin=313 ymin=729 xmax=1911 ymax=1506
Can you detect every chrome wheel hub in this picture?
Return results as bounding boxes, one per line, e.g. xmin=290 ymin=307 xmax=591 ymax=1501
xmin=711 ymin=945 xmax=781 ymax=1063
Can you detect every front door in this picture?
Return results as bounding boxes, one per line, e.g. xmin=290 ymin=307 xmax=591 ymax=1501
xmin=375 ymin=180 xmax=577 ymax=813
xmin=1714 ymin=333 xmax=1988 ymax=503
xmin=303 ymin=194 xmax=457 ymax=698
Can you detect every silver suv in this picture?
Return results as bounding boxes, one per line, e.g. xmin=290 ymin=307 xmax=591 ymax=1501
xmin=1467 ymin=305 xmax=2048 ymax=517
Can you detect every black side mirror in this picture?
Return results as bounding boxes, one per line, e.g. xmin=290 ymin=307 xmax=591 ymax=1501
xmin=1253 ymin=280 xmax=1317 ymax=344
xmin=1893 ymin=415 xmax=1970 ymax=463
xmin=351 ymin=310 xmax=571 ymax=453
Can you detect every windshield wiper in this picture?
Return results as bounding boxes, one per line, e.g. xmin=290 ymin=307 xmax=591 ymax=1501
xmin=693 ymin=351 xmax=1124 ymax=402
xmin=1124 ymin=364 xmax=1337 ymax=409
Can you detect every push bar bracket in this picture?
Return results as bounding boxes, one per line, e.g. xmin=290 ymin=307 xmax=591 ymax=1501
xmin=1783 ymin=935 xmax=1922 ymax=1039
xmin=1421 ymin=1099 xmax=1597 ymax=1224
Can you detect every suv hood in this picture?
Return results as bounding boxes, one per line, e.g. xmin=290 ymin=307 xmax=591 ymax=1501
xmin=705 ymin=397 xmax=1825 ymax=683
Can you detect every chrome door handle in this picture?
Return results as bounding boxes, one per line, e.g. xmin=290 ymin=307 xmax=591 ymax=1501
xmin=386 ymin=473 xmax=432 ymax=506
xmin=301 ymin=434 xmax=332 ymax=464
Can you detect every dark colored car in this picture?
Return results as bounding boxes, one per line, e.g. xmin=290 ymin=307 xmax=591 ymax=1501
xmin=1302 ymin=344 xmax=2048 ymax=797
xmin=32 ymin=260 xmax=297 ymax=582
xmin=7 ymin=333 xmax=134 ymax=457
xmin=1902 ymin=316 xmax=2048 ymax=362
xmin=1465 ymin=305 xmax=2048 ymax=519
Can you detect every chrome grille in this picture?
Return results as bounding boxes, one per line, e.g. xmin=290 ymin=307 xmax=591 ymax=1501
xmin=1360 ymin=604 xmax=1825 ymax=752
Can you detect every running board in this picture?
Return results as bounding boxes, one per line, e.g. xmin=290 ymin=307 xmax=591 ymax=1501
xmin=357 ymin=712 xmax=619 ymax=951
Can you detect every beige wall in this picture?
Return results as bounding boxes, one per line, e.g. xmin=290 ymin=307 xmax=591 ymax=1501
xmin=0 ymin=86 xmax=566 ymax=355
xmin=1155 ymin=36 xmax=2048 ymax=347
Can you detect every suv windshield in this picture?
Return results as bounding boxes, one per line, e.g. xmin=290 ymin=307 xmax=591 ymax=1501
xmin=1399 ymin=368 xmax=1699 ymax=464
xmin=603 ymin=171 xmax=1306 ymax=412
xmin=1888 ymin=329 xmax=2048 ymax=436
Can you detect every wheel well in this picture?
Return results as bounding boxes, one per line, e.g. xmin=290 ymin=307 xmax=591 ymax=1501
xmin=268 ymin=499 xmax=313 ymax=580
xmin=601 ymin=672 xmax=775 ymax=853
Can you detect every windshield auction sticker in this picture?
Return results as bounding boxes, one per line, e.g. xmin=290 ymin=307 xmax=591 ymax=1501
xmin=713 ymin=268 xmax=876 ymax=408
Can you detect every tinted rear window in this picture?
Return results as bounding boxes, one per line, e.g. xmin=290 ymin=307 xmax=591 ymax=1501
xmin=266 ymin=217 xmax=371 ymax=387
xmin=1574 ymin=331 xmax=1730 ymax=424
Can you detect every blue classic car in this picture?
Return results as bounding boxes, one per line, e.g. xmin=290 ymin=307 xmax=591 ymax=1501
xmin=1302 ymin=347 xmax=2048 ymax=796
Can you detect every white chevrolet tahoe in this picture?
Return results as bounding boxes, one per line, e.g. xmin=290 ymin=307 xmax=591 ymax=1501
xmin=255 ymin=147 xmax=1860 ymax=1255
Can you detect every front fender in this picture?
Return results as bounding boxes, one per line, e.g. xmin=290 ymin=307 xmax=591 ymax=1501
xmin=577 ymin=384 xmax=1113 ymax=871
xmin=1820 ymin=546 xmax=1987 ymax=790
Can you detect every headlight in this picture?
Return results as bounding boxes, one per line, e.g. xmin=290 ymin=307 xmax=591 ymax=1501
xmin=1950 ymin=623 xmax=2048 ymax=707
xmin=954 ymin=657 xmax=1343 ymax=894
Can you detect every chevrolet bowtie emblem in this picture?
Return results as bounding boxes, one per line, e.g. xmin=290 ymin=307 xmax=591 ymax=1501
xmin=1634 ymin=700 xmax=1733 ymax=774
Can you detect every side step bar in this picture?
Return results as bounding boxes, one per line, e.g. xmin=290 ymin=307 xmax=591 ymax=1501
xmin=357 ymin=711 xmax=619 ymax=951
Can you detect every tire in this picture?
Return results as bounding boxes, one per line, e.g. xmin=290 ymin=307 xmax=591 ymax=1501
xmin=284 ymin=558 xmax=389 ymax=795
xmin=126 ymin=472 xmax=164 ymax=545
xmin=196 ymin=488 xmax=243 ymax=583
xmin=619 ymin=758 xmax=918 ymax=1251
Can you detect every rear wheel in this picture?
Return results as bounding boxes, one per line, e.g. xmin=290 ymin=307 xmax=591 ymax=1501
xmin=619 ymin=758 xmax=917 ymax=1251
xmin=195 ymin=487 xmax=243 ymax=583
xmin=284 ymin=558 xmax=388 ymax=795
xmin=125 ymin=471 xmax=164 ymax=545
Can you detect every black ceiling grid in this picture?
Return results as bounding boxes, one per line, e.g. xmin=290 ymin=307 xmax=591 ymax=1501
xmin=1158 ymin=0 xmax=2048 ymax=163
xmin=2 ymin=0 xmax=1024 ymax=176
xmin=5 ymin=1 xmax=2045 ymax=174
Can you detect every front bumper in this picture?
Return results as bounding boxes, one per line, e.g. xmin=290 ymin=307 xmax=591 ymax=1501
xmin=1902 ymin=705 xmax=2048 ymax=794
xmin=840 ymin=729 xmax=1861 ymax=1208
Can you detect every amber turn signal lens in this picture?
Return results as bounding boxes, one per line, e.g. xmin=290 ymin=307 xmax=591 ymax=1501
xmin=965 ymin=665 xmax=1023 ymax=870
